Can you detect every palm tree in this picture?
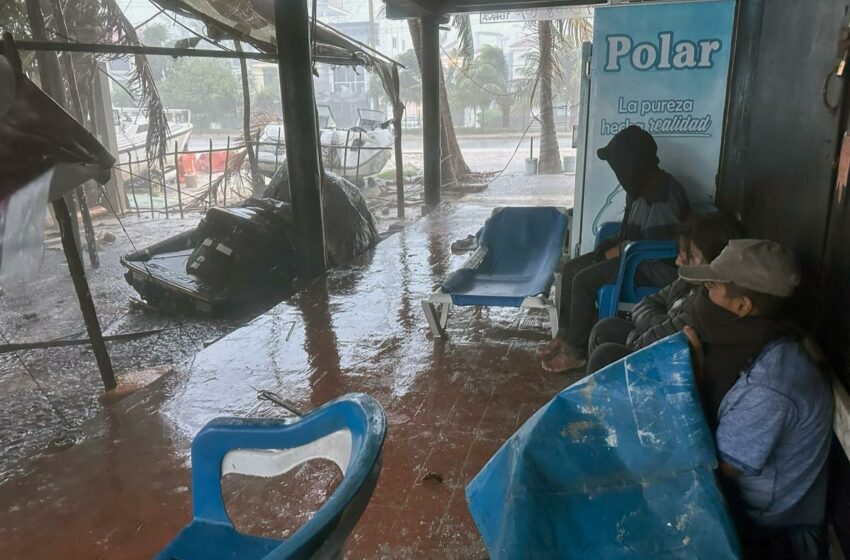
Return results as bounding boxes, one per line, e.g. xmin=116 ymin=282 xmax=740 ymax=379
xmin=516 ymin=15 xmax=593 ymax=174
xmin=407 ymin=17 xmax=472 ymax=184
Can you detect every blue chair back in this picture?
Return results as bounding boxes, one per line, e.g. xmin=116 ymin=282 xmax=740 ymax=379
xmin=594 ymin=221 xmax=622 ymax=249
xmin=157 ymin=393 xmax=386 ymax=560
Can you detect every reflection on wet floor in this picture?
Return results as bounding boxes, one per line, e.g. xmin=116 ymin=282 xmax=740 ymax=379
xmin=0 ymin=174 xmax=579 ymax=558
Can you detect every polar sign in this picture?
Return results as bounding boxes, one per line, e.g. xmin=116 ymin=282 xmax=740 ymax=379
xmin=574 ymin=0 xmax=735 ymax=254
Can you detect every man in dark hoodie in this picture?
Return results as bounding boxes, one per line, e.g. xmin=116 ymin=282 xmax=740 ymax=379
xmin=540 ymin=125 xmax=690 ymax=373
xmin=681 ymin=240 xmax=832 ymax=560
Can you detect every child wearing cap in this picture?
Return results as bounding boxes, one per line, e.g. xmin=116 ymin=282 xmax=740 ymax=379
xmin=584 ymin=211 xmax=743 ymax=373
xmin=681 ymin=239 xmax=833 ymax=559
xmin=540 ymin=125 xmax=690 ymax=373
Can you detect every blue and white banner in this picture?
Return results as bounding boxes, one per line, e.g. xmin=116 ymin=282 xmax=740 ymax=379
xmin=574 ymin=0 xmax=735 ymax=253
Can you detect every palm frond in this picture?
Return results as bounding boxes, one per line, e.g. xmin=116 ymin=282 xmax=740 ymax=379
xmin=451 ymin=15 xmax=474 ymax=69
xmin=97 ymin=0 xmax=169 ymax=163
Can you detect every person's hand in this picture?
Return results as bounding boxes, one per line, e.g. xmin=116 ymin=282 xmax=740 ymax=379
xmin=604 ymin=246 xmax=620 ymax=260
xmin=683 ymin=326 xmax=704 ymax=383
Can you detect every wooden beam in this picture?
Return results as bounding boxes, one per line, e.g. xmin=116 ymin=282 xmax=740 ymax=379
xmin=420 ymin=15 xmax=441 ymax=209
xmin=12 ymin=40 xmax=277 ymax=60
xmin=53 ymin=197 xmax=116 ymax=391
xmin=385 ymin=0 xmax=601 ymax=18
xmin=275 ymin=0 xmax=327 ymax=277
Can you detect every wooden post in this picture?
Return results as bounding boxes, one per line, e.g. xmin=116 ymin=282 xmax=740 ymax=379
xmin=25 ymin=0 xmax=83 ymax=258
xmin=52 ymin=197 xmax=116 ymax=391
xmin=174 ymin=141 xmax=184 ymax=218
xmin=420 ymin=15 xmax=441 ymax=209
xmin=275 ymin=0 xmax=327 ymax=277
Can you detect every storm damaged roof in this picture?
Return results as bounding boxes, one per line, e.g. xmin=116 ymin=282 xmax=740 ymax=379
xmin=0 ymin=33 xmax=114 ymax=202
xmin=149 ymin=0 xmax=404 ymax=122
xmin=150 ymin=0 xmax=400 ymax=68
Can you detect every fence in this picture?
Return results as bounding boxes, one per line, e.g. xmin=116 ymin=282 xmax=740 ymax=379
xmin=113 ymin=133 xmax=397 ymax=219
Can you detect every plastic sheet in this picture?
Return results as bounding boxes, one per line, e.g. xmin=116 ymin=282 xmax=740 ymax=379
xmin=466 ymin=333 xmax=741 ymax=559
xmin=0 ymin=168 xmax=52 ymax=282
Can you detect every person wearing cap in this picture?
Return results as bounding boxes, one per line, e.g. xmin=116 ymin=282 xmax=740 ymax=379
xmin=681 ymin=239 xmax=833 ymax=559
xmin=540 ymin=125 xmax=690 ymax=373
xmin=584 ymin=211 xmax=743 ymax=373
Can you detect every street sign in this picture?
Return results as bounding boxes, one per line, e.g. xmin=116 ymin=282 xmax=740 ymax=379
xmin=478 ymin=7 xmax=588 ymax=24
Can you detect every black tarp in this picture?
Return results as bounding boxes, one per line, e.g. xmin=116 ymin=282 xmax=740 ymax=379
xmin=0 ymin=33 xmax=113 ymax=202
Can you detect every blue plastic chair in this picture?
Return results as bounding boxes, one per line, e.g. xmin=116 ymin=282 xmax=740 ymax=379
xmin=592 ymin=221 xmax=677 ymax=319
xmin=596 ymin=239 xmax=678 ymax=318
xmin=594 ymin=221 xmax=622 ymax=249
xmin=423 ymin=206 xmax=569 ymax=338
xmin=156 ymin=393 xmax=387 ymax=560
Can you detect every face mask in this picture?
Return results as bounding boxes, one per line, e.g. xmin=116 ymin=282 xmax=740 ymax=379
xmin=692 ymin=288 xmax=741 ymax=341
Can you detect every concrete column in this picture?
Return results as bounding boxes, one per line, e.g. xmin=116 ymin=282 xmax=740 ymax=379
xmin=275 ymin=0 xmax=327 ymax=277
xmin=420 ymin=16 xmax=441 ymax=209
xmin=92 ymin=62 xmax=126 ymax=215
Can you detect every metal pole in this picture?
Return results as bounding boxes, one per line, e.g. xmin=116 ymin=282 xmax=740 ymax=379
xmin=128 ymin=153 xmax=141 ymax=218
xmin=52 ymin=197 xmax=116 ymax=391
xmin=343 ymin=129 xmax=350 ymax=177
xmin=12 ymin=40 xmax=278 ymax=60
xmin=276 ymin=0 xmax=327 ymax=277
xmin=223 ymin=136 xmax=231 ymax=207
xmin=148 ymin=158 xmax=155 ymax=218
xmin=160 ymin=152 xmax=169 ymax=219
xmin=275 ymin=128 xmax=281 ymax=172
xmin=392 ymin=65 xmax=405 ymax=219
xmin=355 ymin=131 xmax=362 ymax=185
xmin=208 ymin=139 xmax=214 ymax=206
xmin=420 ymin=15 xmax=441 ymax=209
xmin=174 ymin=141 xmax=184 ymax=218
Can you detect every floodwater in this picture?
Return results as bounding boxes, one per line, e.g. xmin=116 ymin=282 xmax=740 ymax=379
xmin=0 ymin=172 xmax=578 ymax=558
xmin=0 ymin=215 xmax=239 ymax=483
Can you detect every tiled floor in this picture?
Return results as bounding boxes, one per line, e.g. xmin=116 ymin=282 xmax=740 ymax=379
xmin=0 ymin=174 xmax=582 ymax=559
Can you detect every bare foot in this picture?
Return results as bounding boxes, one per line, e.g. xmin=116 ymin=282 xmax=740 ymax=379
xmin=536 ymin=337 xmax=564 ymax=360
xmin=541 ymin=351 xmax=586 ymax=373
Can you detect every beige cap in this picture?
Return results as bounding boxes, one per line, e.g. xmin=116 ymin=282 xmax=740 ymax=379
xmin=678 ymin=239 xmax=801 ymax=297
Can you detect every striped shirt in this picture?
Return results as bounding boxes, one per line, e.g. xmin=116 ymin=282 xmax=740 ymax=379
xmin=621 ymin=172 xmax=690 ymax=241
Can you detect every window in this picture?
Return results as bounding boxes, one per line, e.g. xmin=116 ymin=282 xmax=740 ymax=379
xmin=332 ymin=66 xmax=366 ymax=94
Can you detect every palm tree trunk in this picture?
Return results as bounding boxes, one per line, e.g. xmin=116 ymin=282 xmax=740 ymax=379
xmin=537 ymin=21 xmax=562 ymax=174
xmin=408 ymin=19 xmax=471 ymax=184
xmin=234 ymin=40 xmax=261 ymax=196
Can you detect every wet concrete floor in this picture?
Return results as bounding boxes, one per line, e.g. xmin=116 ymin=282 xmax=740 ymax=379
xmin=0 ymin=174 xmax=582 ymax=559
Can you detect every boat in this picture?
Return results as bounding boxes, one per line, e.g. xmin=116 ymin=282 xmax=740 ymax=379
xmin=113 ymin=108 xmax=194 ymax=167
xmin=121 ymin=197 xmax=297 ymax=315
xmin=257 ymin=107 xmax=393 ymax=180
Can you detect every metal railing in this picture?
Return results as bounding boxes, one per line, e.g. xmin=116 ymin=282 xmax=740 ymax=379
xmin=112 ymin=134 xmax=396 ymax=219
